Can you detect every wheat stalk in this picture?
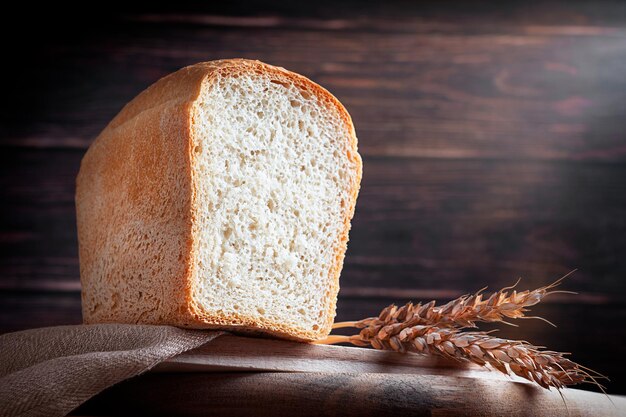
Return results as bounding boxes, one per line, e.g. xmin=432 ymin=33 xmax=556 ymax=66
xmin=321 ymin=273 xmax=606 ymax=391
xmin=332 ymin=271 xmax=577 ymax=332
xmin=319 ymin=326 xmax=599 ymax=390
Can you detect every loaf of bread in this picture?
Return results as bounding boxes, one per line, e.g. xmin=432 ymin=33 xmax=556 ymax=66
xmin=76 ymin=59 xmax=362 ymax=341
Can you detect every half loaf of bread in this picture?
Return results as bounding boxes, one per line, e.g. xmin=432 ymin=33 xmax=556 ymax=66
xmin=76 ymin=59 xmax=362 ymax=341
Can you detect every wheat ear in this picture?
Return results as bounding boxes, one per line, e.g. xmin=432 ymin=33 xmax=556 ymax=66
xmin=321 ymin=273 xmax=607 ymax=391
xmin=333 ymin=272 xmax=576 ymax=333
xmin=318 ymin=326 xmax=601 ymax=390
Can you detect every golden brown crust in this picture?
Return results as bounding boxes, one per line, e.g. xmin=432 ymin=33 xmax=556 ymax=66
xmin=77 ymin=59 xmax=361 ymax=342
xmin=77 ymin=65 xmax=211 ymax=326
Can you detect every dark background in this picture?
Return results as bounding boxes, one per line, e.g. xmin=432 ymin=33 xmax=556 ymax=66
xmin=1 ymin=1 xmax=625 ymax=394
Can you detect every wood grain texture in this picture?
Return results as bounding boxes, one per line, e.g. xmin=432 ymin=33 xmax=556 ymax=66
xmin=3 ymin=2 xmax=626 ymax=161
xmin=2 ymin=0 xmax=626 ymax=398
xmin=73 ymin=373 xmax=626 ymax=417
xmin=153 ymin=334 xmax=478 ymax=374
xmin=75 ymin=335 xmax=626 ymax=417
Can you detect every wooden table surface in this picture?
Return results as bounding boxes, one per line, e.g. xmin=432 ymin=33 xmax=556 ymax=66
xmin=2 ymin=0 xmax=626 ymax=397
xmin=73 ymin=335 xmax=626 ymax=416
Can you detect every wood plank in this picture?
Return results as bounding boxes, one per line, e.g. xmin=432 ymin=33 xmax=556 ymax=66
xmin=347 ymin=158 xmax=626 ymax=295
xmin=0 ymin=292 xmax=82 ymax=334
xmin=154 ymin=334 xmax=480 ymax=375
xmin=149 ymin=335 xmax=626 ymax=416
xmin=121 ymin=0 xmax=626 ymax=30
xmin=72 ymin=372 xmax=626 ymax=417
xmin=3 ymin=4 xmax=626 ymax=161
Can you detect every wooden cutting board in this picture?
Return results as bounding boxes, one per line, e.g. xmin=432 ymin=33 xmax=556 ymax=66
xmin=74 ymin=334 xmax=626 ymax=417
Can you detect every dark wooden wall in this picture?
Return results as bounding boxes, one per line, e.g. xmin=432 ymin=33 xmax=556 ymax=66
xmin=1 ymin=1 xmax=626 ymax=394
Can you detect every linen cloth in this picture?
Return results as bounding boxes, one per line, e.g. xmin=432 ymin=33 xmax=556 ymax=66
xmin=0 ymin=324 xmax=222 ymax=417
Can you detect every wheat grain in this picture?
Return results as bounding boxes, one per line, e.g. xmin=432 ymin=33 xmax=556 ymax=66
xmin=321 ymin=326 xmax=598 ymax=390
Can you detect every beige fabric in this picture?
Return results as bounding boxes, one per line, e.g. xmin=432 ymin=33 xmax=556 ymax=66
xmin=0 ymin=324 xmax=222 ymax=417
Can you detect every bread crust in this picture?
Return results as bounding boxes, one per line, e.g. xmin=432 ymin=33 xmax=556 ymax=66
xmin=77 ymin=59 xmax=362 ymax=341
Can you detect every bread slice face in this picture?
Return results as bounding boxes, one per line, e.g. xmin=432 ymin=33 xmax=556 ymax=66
xmin=77 ymin=59 xmax=362 ymax=341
